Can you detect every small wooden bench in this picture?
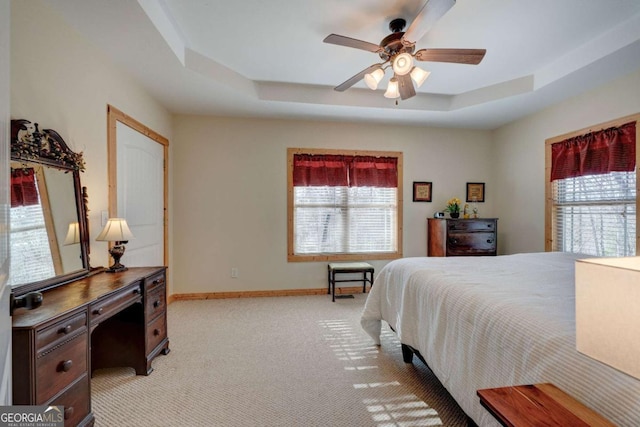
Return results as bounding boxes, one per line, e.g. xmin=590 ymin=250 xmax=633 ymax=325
xmin=477 ymin=383 xmax=615 ymax=426
xmin=327 ymin=262 xmax=374 ymax=302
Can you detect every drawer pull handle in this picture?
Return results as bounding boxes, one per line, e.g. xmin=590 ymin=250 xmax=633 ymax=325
xmin=59 ymin=325 xmax=72 ymax=334
xmin=93 ymin=307 xmax=104 ymax=315
xmin=153 ymin=301 xmax=160 ymax=308
xmin=64 ymin=407 xmax=74 ymax=420
xmin=154 ymin=328 xmax=161 ymax=336
xmin=487 ymin=239 xmax=494 ymax=243
xmin=152 ymin=278 xmax=164 ymax=285
xmin=133 ymin=288 xmax=141 ymax=295
xmin=59 ymin=360 xmax=73 ymax=372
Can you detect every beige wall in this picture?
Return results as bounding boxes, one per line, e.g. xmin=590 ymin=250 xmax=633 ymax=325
xmin=11 ymin=0 xmax=640 ymax=296
xmin=493 ymin=69 xmax=640 ymax=254
xmin=1 ymin=0 xmax=11 ymax=405
xmin=172 ymin=116 xmax=494 ymax=293
xmin=10 ymin=0 xmax=173 ymax=281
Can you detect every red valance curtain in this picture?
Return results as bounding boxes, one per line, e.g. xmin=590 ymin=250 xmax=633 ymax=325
xmin=292 ymin=154 xmax=349 ymax=186
xmin=349 ymin=156 xmax=397 ymax=188
xmin=550 ymin=121 xmax=636 ymax=182
xmin=11 ymin=168 xmax=39 ymax=207
xmin=293 ymin=154 xmax=397 ymax=188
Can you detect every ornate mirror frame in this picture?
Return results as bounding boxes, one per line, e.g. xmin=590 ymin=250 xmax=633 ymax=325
xmin=10 ymin=119 xmax=91 ymax=297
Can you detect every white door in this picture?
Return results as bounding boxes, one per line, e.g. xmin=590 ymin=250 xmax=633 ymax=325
xmin=116 ymin=121 xmax=165 ymax=267
xmin=0 ymin=0 xmax=12 ymax=404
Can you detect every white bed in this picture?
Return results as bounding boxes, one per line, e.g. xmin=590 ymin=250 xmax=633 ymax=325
xmin=361 ymin=252 xmax=640 ymax=426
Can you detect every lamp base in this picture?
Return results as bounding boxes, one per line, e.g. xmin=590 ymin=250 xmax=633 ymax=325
xmin=106 ymin=244 xmax=128 ymax=273
xmin=105 ymin=265 xmax=128 ymax=273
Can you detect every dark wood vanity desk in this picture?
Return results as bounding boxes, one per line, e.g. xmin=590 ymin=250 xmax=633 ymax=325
xmin=12 ymin=267 xmax=169 ymax=427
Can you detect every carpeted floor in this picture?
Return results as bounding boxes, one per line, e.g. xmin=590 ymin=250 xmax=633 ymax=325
xmin=92 ymin=293 xmax=468 ymax=426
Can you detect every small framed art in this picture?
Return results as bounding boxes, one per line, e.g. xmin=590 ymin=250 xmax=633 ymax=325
xmin=413 ymin=181 xmax=432 ymax=202
xmin=466 ymin=182 xmax=485 ymax=202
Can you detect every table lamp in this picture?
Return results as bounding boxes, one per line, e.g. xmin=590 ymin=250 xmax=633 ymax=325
xmin=96 ymin=218 xmax=134 ymax=273
xmin=63 ymin=222 xmax=80 ymax=245
xmin=576 ymin=256 xmax=640 ymax=379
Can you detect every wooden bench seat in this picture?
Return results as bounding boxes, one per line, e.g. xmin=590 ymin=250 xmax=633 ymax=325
xmin=327 ymin=262 xmax=374 ymax=302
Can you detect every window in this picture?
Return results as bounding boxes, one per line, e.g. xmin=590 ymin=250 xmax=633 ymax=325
xmin=551 ymin=172 xmax=635 ymax=256
xmin=9 ymin=167 xmax=55 ymax=285
xmin=287 ymin=148 xmax=403 ymax=262
xmin=545 ymin=116 xmax=639 ymax=256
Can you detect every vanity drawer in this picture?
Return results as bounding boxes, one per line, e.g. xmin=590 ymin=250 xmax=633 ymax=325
xmin=145 ymin=287 xmax=166 ymax=321
xmin=48 ymin=374 xmax=90 ymax=427
xmin=36 ymin=312 xmax=87 ymax=352
xmin=146 ymin=313 xmax=167 ymax=352
xmin=36 ymin=332 xmax=88 ymax=403
xmin=89 ymin=283 xmax=142 ymax=325
xmin=146 ymin=271 xmax=166 ymax=294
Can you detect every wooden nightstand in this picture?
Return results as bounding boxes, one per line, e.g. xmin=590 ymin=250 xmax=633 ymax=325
xmin=477 ymin=383 xmax=614 ymax=427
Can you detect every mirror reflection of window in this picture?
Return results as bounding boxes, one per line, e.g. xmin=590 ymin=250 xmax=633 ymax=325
xmin=9 ymin=167 xmax=55 ymax=285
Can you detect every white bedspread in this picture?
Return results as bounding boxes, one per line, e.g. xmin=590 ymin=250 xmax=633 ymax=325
xmin=361 ymin=252 xmax=640 ymax=426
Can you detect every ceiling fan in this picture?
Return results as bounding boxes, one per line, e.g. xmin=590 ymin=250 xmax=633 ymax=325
xmin=323 ymin=0 xmax=486 ymax=101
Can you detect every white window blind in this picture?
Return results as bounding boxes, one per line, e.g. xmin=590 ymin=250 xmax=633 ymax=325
xmin=294 ymin=186 xmax=397 ymax=254
xmin=9 ymin=204 xmax=55 ymax=285
xmin=552 ymin=171 xmax=636 ymax=256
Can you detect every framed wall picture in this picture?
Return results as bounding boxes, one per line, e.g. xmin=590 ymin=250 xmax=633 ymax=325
xmin=413 ymin=181 xmax=432 ymax=202
xmin=466 ymin=182 xmax=485 ymax=202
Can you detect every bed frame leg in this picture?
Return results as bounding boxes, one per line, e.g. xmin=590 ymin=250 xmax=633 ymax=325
xmin=401 ymin=344 xmax=414 ymax=363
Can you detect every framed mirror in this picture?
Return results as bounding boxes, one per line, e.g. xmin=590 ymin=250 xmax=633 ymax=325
xmin=10 ymin=119 xmax=91 ymax=297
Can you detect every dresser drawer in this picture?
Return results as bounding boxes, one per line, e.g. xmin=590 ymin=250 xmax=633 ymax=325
xmin=36 ymin=332 xmax=88 ymax=403
xmin=146 ymin=313 xmax=167 ymax=352
xmin=146 ymin=286 xmax=166 ymax=321
xmin=448 ymin=219 xmax=496 ymax=233
xmin=447 ymin=232 xmax=496 ymax=256
xmin=36 ymin=312 xmax=87 ymax=352
xmin=90 ymin=283 xmax=142 ymax=326
xmin=48 ymin=374 xmax=90 ymax=427
xmin=146 ymin=271 xmax=166 ymax=294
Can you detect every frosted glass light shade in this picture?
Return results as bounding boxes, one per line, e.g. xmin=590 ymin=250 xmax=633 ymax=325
xmin=410 ymin=66 xmax=431 ymax=88
xmin=384 ymin=78 xmax=400 ymax=98
xmin=576 ymin=256 xmax=640 ymax=379
xmin=96 ymin=218 xmax=134 ymax=243
xmin=392 ymin=53 xmax=413 ymax=76
xmin=63 ymin=222 xmax=80 ymax=245
xmin=364 ymin=68 xmax=385 ymax=90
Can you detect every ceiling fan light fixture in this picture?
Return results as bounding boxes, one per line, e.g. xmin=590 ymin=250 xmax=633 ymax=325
xmin=410 ymin=66 xmax=431 ymax=88
xmin=392 ymin=52 xmax=413 ymax=76
xmin=384 ymin=77 xmax=400 ymax=99
xmin=364 ymin=68 xmax=385 ymax=90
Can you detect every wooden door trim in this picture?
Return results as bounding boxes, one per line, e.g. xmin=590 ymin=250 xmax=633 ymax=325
xmin=106 ymin=105 xmax=169 ymax=266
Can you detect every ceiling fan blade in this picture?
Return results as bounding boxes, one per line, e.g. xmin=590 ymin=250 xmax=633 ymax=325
xmin=334 ymin=64 xmax=383 ymax=92
xmin=402 ymin=0 xmax=456 ymax=44
xmin=323 ymin=34 xmax=381 ymax=53
xmin=415 ymin=48 xmax=486 ymax=65
xmin=397 ymin=74 xmax=416 ymax=100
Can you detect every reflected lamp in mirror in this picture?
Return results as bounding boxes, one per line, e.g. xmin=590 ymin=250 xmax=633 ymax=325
xmin=576 ymin=256 xmax=640 ymax=379
xmin=96 ymin=218 xmax=134 ymax=273
xmin=63 ymin=222 xmax=80 ymax=245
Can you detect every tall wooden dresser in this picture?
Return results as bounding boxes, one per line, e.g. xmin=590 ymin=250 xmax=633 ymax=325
xmin=428 ymin=218 xmax=498 ymax=256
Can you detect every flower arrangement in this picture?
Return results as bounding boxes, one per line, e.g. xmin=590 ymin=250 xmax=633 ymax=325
xmin=445 ymin=197 xmax=461 ymax=213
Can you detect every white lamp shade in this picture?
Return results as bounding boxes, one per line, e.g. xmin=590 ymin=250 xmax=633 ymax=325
xmin=576 ymin=256 xmax=640 ymax=379
xmin=64 ymin=222 xmax=80 ymax=245
xmin=364 ymin=68 xmax=385 ymax=90
xmin=384 ymin=78 xmax=400 ymax=99
xmin=392 ymin=53 xmax=413 ymax=76
xmin=96 ymin=218 xmax=134 ymax=242
xmin=410 ymin=66 xmax=431 ymax=88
